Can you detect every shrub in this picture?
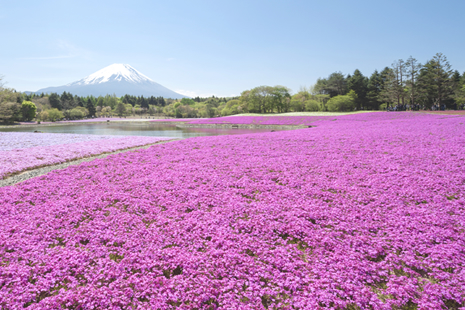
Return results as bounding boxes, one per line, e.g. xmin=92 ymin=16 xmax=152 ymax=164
xmin=38 ymin=111 xmax=49 ymax=121
xmin=290 ymin=99 xmax=305 ymax=112
xmin=47 ymin=108 xmax=64 ymax=122
xmin=326 ymin=91 xmax=357 ymax=112
xmin=305 ymin=99 xmax=321 ymax=112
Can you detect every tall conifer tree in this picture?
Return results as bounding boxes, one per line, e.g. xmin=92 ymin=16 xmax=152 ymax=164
xmin=347 ymin=69 xmax=368 ymax=110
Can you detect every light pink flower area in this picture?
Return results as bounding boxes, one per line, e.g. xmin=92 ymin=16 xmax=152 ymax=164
xmin=185 ymin=112 xmax=433 ymax=126
xmin=1 ymin=112 xmax=465 ymax=309
xmin=187 ymin=115 xmax=327 ymax=125
xmin=0 ymin=133 xmax=170 ymax=179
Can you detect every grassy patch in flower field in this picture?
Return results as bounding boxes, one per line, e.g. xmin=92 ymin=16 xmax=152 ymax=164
xmin=0 ymin=112 xmax=464 ymax=309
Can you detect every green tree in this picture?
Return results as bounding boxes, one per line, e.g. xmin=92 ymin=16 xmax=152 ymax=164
xmin=21 ymin=100 xmax=37 ymax=121
xmin=304 ymin=99 xmax=320 ymax=111
xmin=38 ymin=110 xmax=49 ymax=121
xmin=100 ymin=106 xmax=112 ymax=117
xmin=270 ymin=86 xmax=291 ymax=113
xmin=125 ymin=103 xmax=133 ymax=113
xmin=290 ymin=98 xmax=305 ymax=112
xmin=47 ymin=108 xmax=64 ymax=121
xmin=221 ymin=99 xmax=240 ymax=116
xmin=240 ymin=86 xmax=279 ymax=113
xmin=0 ymin=78 xmax=22 ymax=122
xmin=417 ymin=53 xmax=453 ymax=109
xmin=290 ymin=90 xmax=309 ymax=112
xmin=347 ymin=69 xmax=368 ymax=110
xmin=49 ymin=93 xmax=62 ymax=110
xmin=181 ymin=98 xmax=196 ymax=106
xmin=449 ymin=71 xmax=462 ymax=109
xmin=140 ymin=96 xmax=148 ymax=109
xmin=0 ymin=102 xmax=21 ymax=123
xmin=77 ymin=97 xmax=85 ymax=107
xmin=405 ymin=56 xmax=422 ymax=109
xmin=148 ymin=105 xmax=156 ymax=116
xmin=115 ymin=102 xmax=126 ymax=117
xmin=61 ymin=91 xmax=76 ymax=110
xmin=86 ymin=100 xmax=96 ymax=117
xmin=454 ymin=74 xmax=465 ymax=108
xmin=69 ymin=107 xmax=88 ymax=119
xmin=391 ymin=59 xmax=407 ymax=107
xmin=104 ymin=94 xmax=119 ymax=109
xmin=379 ymin=68 xmax=398 ymax=109
xmin=366 ymin=70 xmax=382 ymax=110
xmin=313 ymin=78 xmax=328 ymax=95
xmin=325 ymin=72 xmax=347 ymax=97
xmin=326 ymin=90 xmax=357 ymax=112
xmin=249 ymin=86 xmax=273 ymax=113
xmin=97 ymin=96 xmax=105 ymax=107
xmin=204 ymin=100 xmax=217 ymax=117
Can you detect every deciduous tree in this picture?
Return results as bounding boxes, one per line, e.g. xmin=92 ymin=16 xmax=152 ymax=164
xmin=47 ymin=108 xmax=64 ymax=122
xmin=21 ymin=100 xmax=37 ymax=121
xmin=405 ymin=56 xmax=421 ymax=109
xmin=116 ymin=102 xmax=127 ymax=117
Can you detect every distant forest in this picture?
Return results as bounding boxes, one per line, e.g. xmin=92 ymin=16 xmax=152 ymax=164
xmin=1 ymin=53 xmax=464 ymax=122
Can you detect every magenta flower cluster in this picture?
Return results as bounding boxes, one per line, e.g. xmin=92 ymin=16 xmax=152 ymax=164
xmin=0 ymin=112 xmax=464 ymax=309
xmin=0 ymin=133 xmax=170 ymax=179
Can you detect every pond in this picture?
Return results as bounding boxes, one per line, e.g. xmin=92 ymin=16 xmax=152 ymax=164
xmin=0 ymin=122 xmax=277 ymax=139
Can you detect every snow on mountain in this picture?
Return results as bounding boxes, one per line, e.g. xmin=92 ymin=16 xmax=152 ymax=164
xmin=32 ymin=64 xmax=188 ymax=99
xmin=68 ymin=64 xmax=153 ymax=86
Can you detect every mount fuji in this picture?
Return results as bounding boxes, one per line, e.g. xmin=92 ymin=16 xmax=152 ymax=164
xmin=32 ymin=64 xmax=188 ymax=98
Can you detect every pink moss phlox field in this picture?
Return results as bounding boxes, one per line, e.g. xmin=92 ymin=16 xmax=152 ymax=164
xmin=0 ymin=133 xmax=170 ymax=179
xmin=180 ymin=112 xmax=441 ymax=126
xmin=0 ymin=133 xmax=119 ymax=151
xmin=1 ymin=112 xmax=465 ymax=309
xmin=186 ymin=115 xmax=328 ymax=126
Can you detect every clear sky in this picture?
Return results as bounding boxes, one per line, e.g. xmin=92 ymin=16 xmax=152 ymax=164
xmin=1 ymin=0 xmax=464 ymax=97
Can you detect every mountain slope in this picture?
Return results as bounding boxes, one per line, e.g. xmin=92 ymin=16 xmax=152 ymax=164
xmin=33 ymin=64 xmax=188 ymax=99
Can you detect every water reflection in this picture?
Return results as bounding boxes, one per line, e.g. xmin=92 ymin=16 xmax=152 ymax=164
xmin=0 ymin=122 xmax=278 ymax=138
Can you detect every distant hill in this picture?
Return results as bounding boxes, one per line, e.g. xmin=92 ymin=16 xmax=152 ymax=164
xmin=30 ymin=64 xmax=188 ymax=99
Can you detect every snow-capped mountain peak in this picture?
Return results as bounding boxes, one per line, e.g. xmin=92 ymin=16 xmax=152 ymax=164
xmin=33 ymin=63 xmax=188 ymax=98
xmin=69 ymin=64 xmax=153 ymax=86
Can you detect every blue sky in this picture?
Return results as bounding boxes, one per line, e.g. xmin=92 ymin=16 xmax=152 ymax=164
xmin=1 ymin=0 xmax=464 ymax=97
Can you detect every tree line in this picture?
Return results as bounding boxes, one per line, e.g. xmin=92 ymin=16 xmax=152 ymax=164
xmin=311 ymin=53 xmax=464 ymax=111
xmin=1 ymin=53 xmax=464 ymax=123
xmin=235 ymin=53 xmax=464 ymax=114
xmin=0 ymin=82 xmax=237 ymax=122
